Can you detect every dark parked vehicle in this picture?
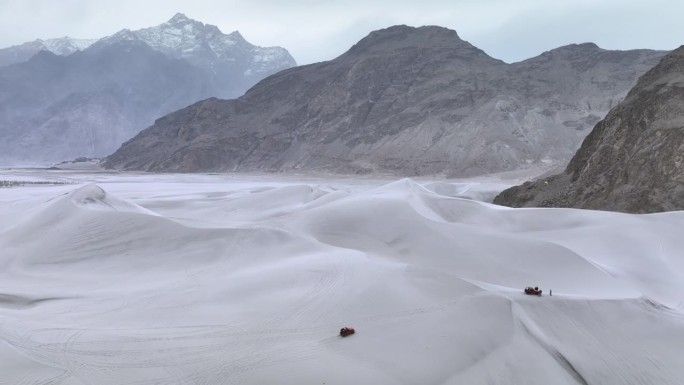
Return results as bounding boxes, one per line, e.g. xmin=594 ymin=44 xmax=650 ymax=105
xmin=524 ymin=286 xmax=542 ymax=296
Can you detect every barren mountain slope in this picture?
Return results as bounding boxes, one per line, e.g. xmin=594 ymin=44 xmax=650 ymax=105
xmin=494 ymin=46 xmax=684 ymax=213
xmin=103 ymin=25 xmax=664 ymax=177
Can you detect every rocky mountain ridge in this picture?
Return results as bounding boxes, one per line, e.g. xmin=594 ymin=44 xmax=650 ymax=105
xmin=493 ymin=46 xmax=684 ymax=213
xmin=103 ymin=25 xmax=666 ymax=177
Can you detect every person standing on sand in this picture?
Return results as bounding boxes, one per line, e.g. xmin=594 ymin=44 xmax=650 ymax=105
xmin=550 ymin=289 xmax=552 ymax=296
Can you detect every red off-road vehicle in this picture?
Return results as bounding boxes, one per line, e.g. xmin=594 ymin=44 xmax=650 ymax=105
xmin=524 ymin=286 xmax=542 ymax=296
xmin=340 ymin=327 xmax=355 ymax=337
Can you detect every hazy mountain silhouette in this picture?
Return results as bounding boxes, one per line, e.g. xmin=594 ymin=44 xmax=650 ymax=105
xmin=0 ymin=14 xmax=296 ymax=165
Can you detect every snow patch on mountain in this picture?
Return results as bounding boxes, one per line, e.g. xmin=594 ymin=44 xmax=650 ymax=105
xmin=96 ymin=13 xmax=296 ymax=73
xmin=0 ymin=37 xmax=96 ymax=67
xmin=41 ymin=37 xmax=98 ymax=55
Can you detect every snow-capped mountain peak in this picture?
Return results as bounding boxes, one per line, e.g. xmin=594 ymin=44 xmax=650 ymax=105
xmin=1 ymin=13 xmax=296 ymax=80
xmin=95 ymin=14 xmax=287 ymax=65
xmin=167 ymin=12 xmax=192 ymax=24
xmin=90 ymin=13 xmax=296 ymax=90
xmin=133 ymin=14 xmax=250 ymax=57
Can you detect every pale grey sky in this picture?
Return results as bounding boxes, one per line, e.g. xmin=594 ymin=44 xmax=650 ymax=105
xmin=0 ymin=0 xmax=682 ymax=64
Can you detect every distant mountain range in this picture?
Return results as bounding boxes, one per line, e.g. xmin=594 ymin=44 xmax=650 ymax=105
xmin=103 ymin=25 xmax=665 ymax=177
xmin=0 ymin=36 xmax=97 ymax=67
xmin=494 ymin=46 xmax=684 ymax=213
xmin=0 ymin=14 xmax=296 ymax=165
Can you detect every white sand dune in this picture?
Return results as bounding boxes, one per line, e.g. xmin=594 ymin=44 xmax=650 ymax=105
xmin=0 ymin=172 xmax=682 ymax=384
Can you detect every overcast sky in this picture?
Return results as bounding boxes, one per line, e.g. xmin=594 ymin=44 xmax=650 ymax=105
xmin=1 ymin=0 xmax=682 ymax=65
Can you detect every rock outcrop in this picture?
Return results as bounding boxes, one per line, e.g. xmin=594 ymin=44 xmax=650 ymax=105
xmin=103 ymin=25 xmax=665 ymax=177
xmin=494 ymin=46 xmax=684 ymax=213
